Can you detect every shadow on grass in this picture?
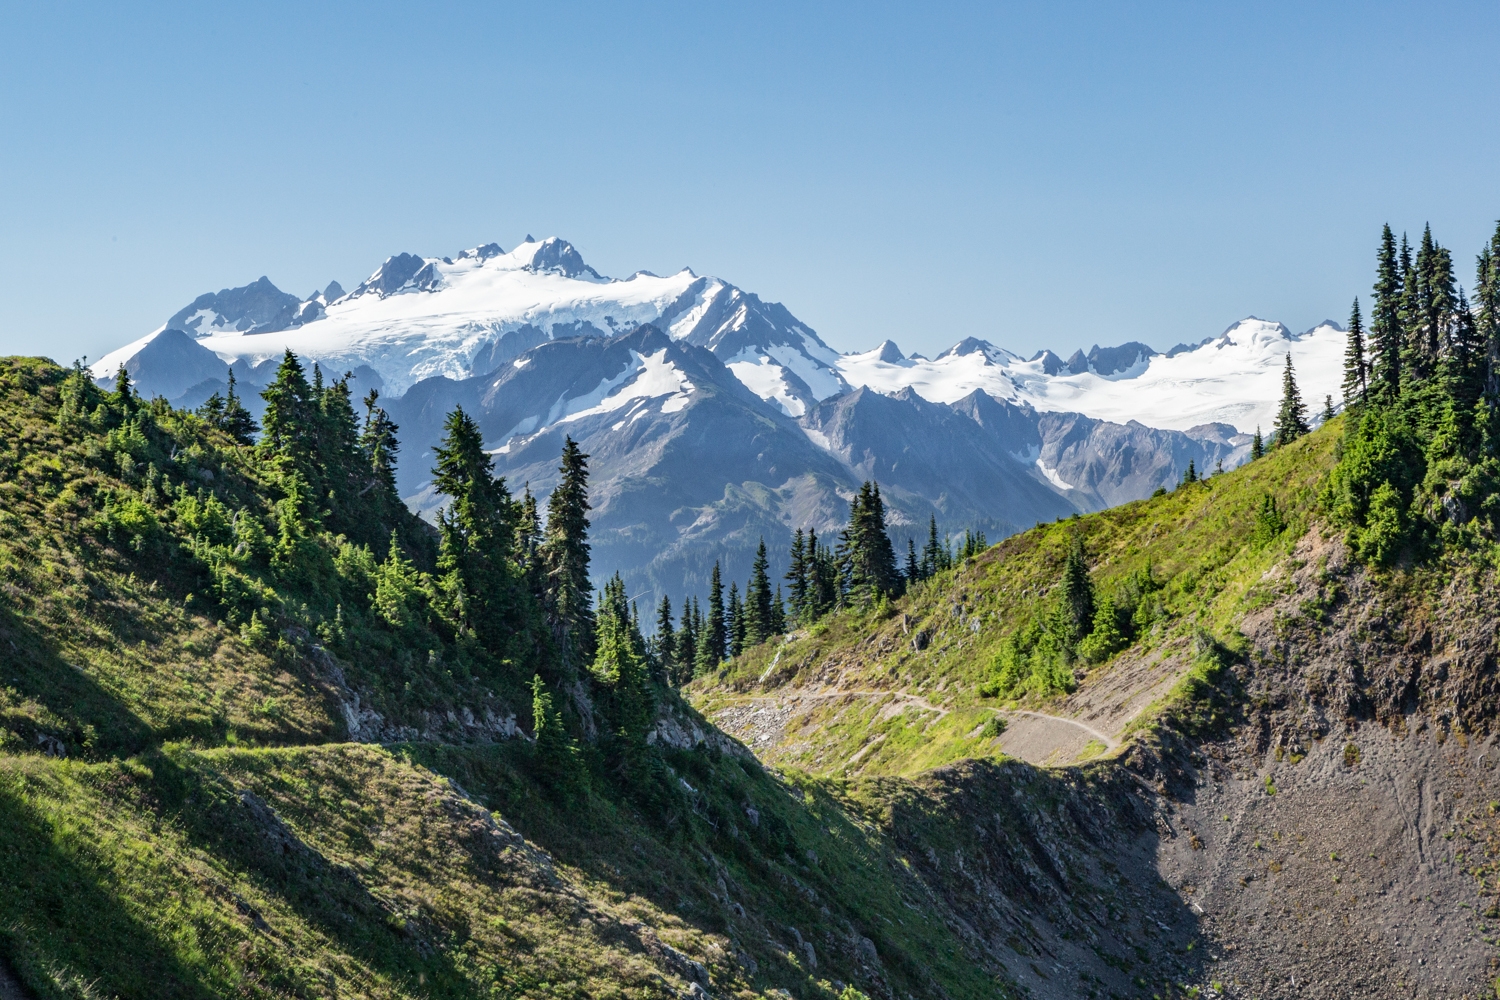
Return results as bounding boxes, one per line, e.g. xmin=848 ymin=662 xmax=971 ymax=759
xmin=145 ymin=749 xmax=478 ymax=999
xmin=0 ymin=780 xmax=214 ymax=1000
xmin=0 ymin=602 xmax=154 ymax=758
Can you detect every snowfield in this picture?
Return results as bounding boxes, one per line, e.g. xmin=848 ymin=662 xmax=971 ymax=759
xmin=93 ymin=236 xmax=1346 ymax=436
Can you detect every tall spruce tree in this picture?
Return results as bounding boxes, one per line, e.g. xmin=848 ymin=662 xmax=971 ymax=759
xmin=1251 ymin=426 xmax=1264 ymax=460
xmin=905 ymin=537 xmax=920 ymax=583
xmin=840 ymin=482 xmax=900 ymax=604
xmin=1371 ymin=224 xmax=1403 ymax=397
xmin=1477 ymin=222 xmax=1500 ymax=399
xmin=920 ymin=514 xmax=946 ymax=578
xmin=1058 ymin=535 xmax=1095 ymax=644
xmin=785 ymin=529 xmax=809 ymax=625
xmin=706 ymin=562 xmax=726 ymax=664
xmin=1273 ymin=353 xmax=1309 ymax=446
xmin=675 ymin=599 xmax=697 ymax=685
xmin=744 ymin=538 xmax=773 ymax=646
xmin=542 ymin=437 xmax=593 ymax=665
xmin=432 ymin=406 xmax=523 ymax=650
xmin=726 ymin=582 xmax=743 ymax=657
xmin=360 ymin=389 xmax=400 ymax=494
xmin=1343 ymin=298 xmax=1368 ymax=408
xmin=654 ymin=595 xmax=675 ymax=681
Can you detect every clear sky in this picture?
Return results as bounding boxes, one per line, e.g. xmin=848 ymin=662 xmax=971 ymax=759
xmin=3 ymin=2 xmax=1499 ymax=365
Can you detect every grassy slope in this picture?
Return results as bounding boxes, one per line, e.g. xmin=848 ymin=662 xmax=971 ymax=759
xmin=0 ymin=357 xmax=1021 ymax=1000
xmin=688 ymin=422 xmax=1341 ymax=777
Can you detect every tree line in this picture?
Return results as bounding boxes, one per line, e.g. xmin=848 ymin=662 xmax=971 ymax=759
xmin=653 ymin=482 xmax=990 ymax=686
xmin=1324 ymin=220 xmax=1500 ymax=562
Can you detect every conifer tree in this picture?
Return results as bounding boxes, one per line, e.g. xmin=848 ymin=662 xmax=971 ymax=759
xmin=654 ymin=595 xmax=675 ymax=680
xmin=744 ymin=538 xmax=773 ymax=646
xmin=1058 ymin=535 xmax=1095 ymax=644
xmin=770 ymin=584 xmax=786 ymax=636
xmin=1370 ymin=224 xmax=1403 ymax=396
xmin=840 ymin=482 xmax=900 ymax=604
xmin=1182 ymin=460 xmax=1197 ymax=485
xmin=726 ymin=582 xmax=743 ymax=657
xmin=1477 ymin=222 xmax=1500 ymax=398
xmin=360 ymin=389 xmax=400 ymax=493
xmin=675 ymin=599 xmax=697 ymax=685
xmin=1251 ymin=426 xmax=1264 ymax=461
xmin=592 ymin=574 xmax=651 ymax=742
xmin=1273 ymin=353 xmax=1309 ymax=446
xmin=113 ymin=363 xmax=134 ymax=411
xmin=259 ymin=351 xmax=316 ymax=460
xmin=529 ymin=673 xmax=578 ymax=795
xmin=706 ymin=562 xmax=726 ymax=664
xmin=1322 ymin=395 xmax=1335 ymax=421
xmin=921 ymin=514 xmax=946 ymax=578
xmin=905 ymin=537 xmax=920 ymax=583
xmin=542 ymin=437 xmax=593 ymax=664
xmin=432 ymin=406 xmax=522 ymax=649
xmin=201 ymin=369 xmax=258 ymax=445
xmin=785 ymin=528 xmax=809 ymax=624
xmin=1343 ymin=298 xmax=1368 ymax=408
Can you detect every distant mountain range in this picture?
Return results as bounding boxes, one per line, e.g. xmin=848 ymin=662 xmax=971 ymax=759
xmin=89 ymin=237 xmax=1342 ymax=603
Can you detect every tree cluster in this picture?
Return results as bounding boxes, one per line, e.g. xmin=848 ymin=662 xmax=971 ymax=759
xmin=1326 ymin=221 xmax=1500 ymax=563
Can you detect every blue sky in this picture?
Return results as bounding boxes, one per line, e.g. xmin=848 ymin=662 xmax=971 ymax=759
xmin=2 ymin=2 xmax=1499 ymax=364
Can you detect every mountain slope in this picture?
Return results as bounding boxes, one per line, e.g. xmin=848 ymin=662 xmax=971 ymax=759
xmin=688 ymin=418 xmax=1500 ymax=996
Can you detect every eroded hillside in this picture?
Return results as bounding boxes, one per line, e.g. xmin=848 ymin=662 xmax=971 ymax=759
xmin=690 ymin=418 xmax=1500 ymax=997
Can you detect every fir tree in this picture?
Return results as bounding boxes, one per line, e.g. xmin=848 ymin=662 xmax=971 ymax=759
xmin=920 ymin=514 xmax=947 ymax=578
xmin=529 ymin=673 xmax=578 ymax=796
xmin=654 ymin=595 xmax=675 ymax=681
xmin=675 ymin=599 xmax=697 ymax=685
xmin=592 ymin=574 xmax=651 ymax=742
xmin=770 ymin=584 xmax=786 ymax=636
xmin=840 ymin=482 xmax=900 ymax=604
xmin=785 ymin=528 xmax=809 ymax=625
xmin=1343 ymin=298 xmax=1368 ymax=408
xmin=113 ymin=363 xmax=134 ymax=411
xmin=360 ymin=389 xmax=400 ymax=493
xmin=1477 ymin=222 xmax=1500 ymax=399
xmin=706 ymin=562 xmax=726 ymax=664
xmin=431 ymin=406 xmax=522 ymax=650
xmin=542 ymin=437 xmax=593 ymax=664
xmin=1251 ymin=426 xmax=1264 ymax=460
xmin=726 ymin=582 xmax=743 ymax=657
xmin=1370 ymin=224 xmax=1403 ymax=397
xmin=1273 ymin=353 xmax=1309 ymax=446
xmin=1181 ymin=460 xmax=1197 ymax=485
xmin=905 ymin=537 xmax=920 ymax=583
xmin=744 ymin=538 xmax=773 ymax=646
xmin=1057 ymin=535 xmax=1095 ymax=644
xmin=1322 ymin=395 xmax=1335 ymax=422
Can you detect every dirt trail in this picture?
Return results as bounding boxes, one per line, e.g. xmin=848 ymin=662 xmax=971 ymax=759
xmin=713 ymin=684 xmax=1145 ymax=769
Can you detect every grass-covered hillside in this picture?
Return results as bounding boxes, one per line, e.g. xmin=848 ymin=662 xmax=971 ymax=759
xmin=688 ymin=418 xmax=1341 ymax=777
xmin=1 ymin=354 xmax=1099 ymax=1000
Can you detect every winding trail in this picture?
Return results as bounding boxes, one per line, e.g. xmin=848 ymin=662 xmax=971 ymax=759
xmin=715 ymin=687 xmax=1121 ymax=765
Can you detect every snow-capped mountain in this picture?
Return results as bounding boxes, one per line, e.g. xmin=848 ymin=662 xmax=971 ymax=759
xmin=836 ymin=317 xmax=1346 ymax=436
xmin=86 ymin=236 xmax=1335 ymax=603
xmin=93 ymin=237 xmax=846 ymax=416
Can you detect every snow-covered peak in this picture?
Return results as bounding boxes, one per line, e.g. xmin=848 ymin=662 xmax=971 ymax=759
xmin=836 ymin=315 xmax=1346 ymax=434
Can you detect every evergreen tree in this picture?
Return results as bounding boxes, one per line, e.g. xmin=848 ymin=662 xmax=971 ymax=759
xmin=785 ymin=528 xmax=809 ymax=624
xmin=592 ymin=574 xmax=651 ymax=742
xmin=1181 ymin=460 xmax=1197 ymax=485
xmin=770 ymin=584 xmax=786 ymax=636
xmin=1057 ymin=535 xmax=1095 ymax=644
xmin=726 ymin=582 xmax=744 ymax=657
xmin=706 ymin=562 xmax=726 ymax=664
xmin=744 ymin=538 xmax=773 ymax=646
xmin=675 ymin=599 xmax=697 ymax=685
xmin=542 ymin=437 xmax=593 ymax=665
xmin=654 ymin=595 xmax=675 ymax=681
xmin=1322 ymin=395 xmax=1335 ymax=421
xmin=360 ymin=389 xmax=400 ymax=493
xmin=920 ymin=514 xmax=946 ymax=578
xmin=259 ymin=351 xmax=316 ymax=462
xmin=1251 ymin=426 xmax=1264 ymax=461
xmin=431 ymin=406 xmax=522 ymax=650
xmin=1343 ymin=297 xmax=1368 ymax=408
xmin=113 ymin=363 xmax=134 ymax=410
xmin=1370 ymin=224 xmax=1403 ymax=396
xmin=1273 ymin=353 xmax=1309 ymax=446
xmin=905 ymin=537 xmax=920 ymax=583
xmin=840 ymin=482 xmax=900 ymax=604
xmin=529 ymin=673 xmax=578 ymax=796
xmin=806 ymin=528 xmax=840 ymax=619
xmin=1477 ymin=222 xmax=1500 ymax=399
xmin=221 ymin=369 xmax=258 ymax=445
